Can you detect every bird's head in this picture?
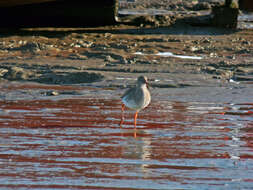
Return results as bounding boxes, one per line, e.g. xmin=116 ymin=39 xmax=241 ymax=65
xmin=137 ymin=76 xmax=149 ymax=87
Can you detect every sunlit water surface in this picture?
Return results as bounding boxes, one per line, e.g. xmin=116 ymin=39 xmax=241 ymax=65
xmin=0 ymin=83 xmax=252 ymax=190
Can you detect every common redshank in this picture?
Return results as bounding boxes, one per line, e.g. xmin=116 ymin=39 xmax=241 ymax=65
xmin=120 ymin=76 xmax=151 ymax=129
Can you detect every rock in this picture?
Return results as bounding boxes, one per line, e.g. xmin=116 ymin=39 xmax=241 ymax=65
xmin=0 ymin=41 xmax=6 ymax=48
xmin=167 ymin=38 xmax=181 ymax=42
xmin=122 ymin=58 xmax=129 ymax=64
xmin=0 ymin=69 xmax=8 ymax=77
xmin=202 ymin=66 xmax=216 ymax=74
xmin=227 ymin=55 xmax=236 ymax=59
xmin=234 ymin=75 xmax=253 ymax=81
xmin=236 ymin=48 xmax=251 ymax=54
xmin=78 ymin=40 xmax=93 ymax=48
xmin=34 ymin=72 xmax=104 ymax=84
xmin=209 ymin=52 xmax=218 ymax=57
xmin=155 ymin=15 xmax=171 ymax=25
xmin=193 ymin=2 xmax=212 ymax=11
xmin=132 ymin=15 xmax=172 ymax=27
xmin=218 ymin=60 xmax=231 ymax=67
xmin=211 ymin=6 xmax=239 ymax=28
xmin=46 ymin=91 xmax=59 ymax=96
xmin=202 ymin=38 xmax=211 ymax=43
xmin=151 ymin=83 xmax=179 ymax=88
xmin=216 ymin=69 xmax=234 ymax=79
xmin=3 ymin=67 xmax=36 ymax=81
xmin=104 ymin=53 xmax=125 ymax=63
xmin=236 ymin=67 xmax=253 ymax=75
xmin=0 ymin=66 xmax=103 ymax=85
xmin=210 ymin=60 xmax=232 ymax=68
xmin=105 ymin=55 xmax=116 ymax=62
xmin=73 ymin=44 xmax=81 ymax=48
xmin=241 ymin=41 xmax=251 ymax=45
xmin=105 ymin=63 xmax=117 ymax=67
xmin=189 ymin=46 xmax=204 ymax=52
xmin=68 ymin=53 xmax=88 ymax=60
xmin=18 ymin=40 xmax=27 ymax=45
xmin=17 ymin=42 xmax=41 ymax=53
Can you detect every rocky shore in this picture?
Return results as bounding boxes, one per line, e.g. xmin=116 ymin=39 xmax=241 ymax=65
xmin=0 ymin=0 xmax=252 ymax=89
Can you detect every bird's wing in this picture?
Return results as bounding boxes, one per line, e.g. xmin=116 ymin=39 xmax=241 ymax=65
xmin=121 ymin=87 xmax=136 ymax=99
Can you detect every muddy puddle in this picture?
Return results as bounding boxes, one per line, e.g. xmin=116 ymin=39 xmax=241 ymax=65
xmin=0 ymin=82 xmax=252 ymax=189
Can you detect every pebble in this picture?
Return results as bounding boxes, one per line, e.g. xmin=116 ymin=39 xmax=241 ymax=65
xmin=18 ymin=40 xmax=27 ymax=45
xmin=0 ymin=69 xmax=8 ymax=77
xmin=18 ymin=42 xmax=41 ymax=52
xmin=79 ymin=41 xmax=93 ymax=48
xmin=202 ymin=66 xmax=216 ymax=74
xmin=209 ymin=52 xmax=218 ymax=57
xmin=218 ymin=60 xmax=231 ymax=67
xmin=237 ymin=49 xmax=251 ymax=54
xmin=105 ymin=55 xmax=116 ymax=62
xmin=121 ymin=58 xmax=129 ymax=64
xmin=167 ymin=38 xmax=181 ymax=42
xmin=236 ymin=67 xmax=253 ymax=75
xmin=189 ymin=46 xmax=204 ymax=52
xmin=202 ymin=38 xmax=211 ymax=43
xmin=193 ymin=2 xmax=211 ymax=11
xmin=68 ymin=53 xmax=87 ymax=60
xmin=46 ymin=91 xmax=59 ymax=96
xmin=242 ymin=41 xmax=251 ymax=45
xmin=4 ymin=66 xmax=36 ymax=80
xmin=105 ymin=63 xmax=116 ymax=67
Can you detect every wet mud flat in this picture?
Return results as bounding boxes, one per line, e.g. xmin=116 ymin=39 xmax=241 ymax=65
xmin=0 ymin=25 xmax=253 ymax=85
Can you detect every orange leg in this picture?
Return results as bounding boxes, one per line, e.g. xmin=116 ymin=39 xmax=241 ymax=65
xmin=133 ymin=111 xmax=138 ymax=138
xmin=119 ymin=104 xmax=125 ymax=127
xmin=134 ymin=111 xmax=138 ymax=129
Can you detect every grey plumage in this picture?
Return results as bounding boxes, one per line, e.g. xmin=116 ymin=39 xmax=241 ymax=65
xmin=121 ymin=76 xmax=151 ymax=111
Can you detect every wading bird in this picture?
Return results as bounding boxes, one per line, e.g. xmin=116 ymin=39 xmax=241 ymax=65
xmin=120 ymin=76 xmax=151 ymax=132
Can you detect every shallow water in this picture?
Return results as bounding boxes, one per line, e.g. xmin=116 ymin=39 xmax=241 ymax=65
xmin=0 ymin=83 xmax=252 ymax=190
